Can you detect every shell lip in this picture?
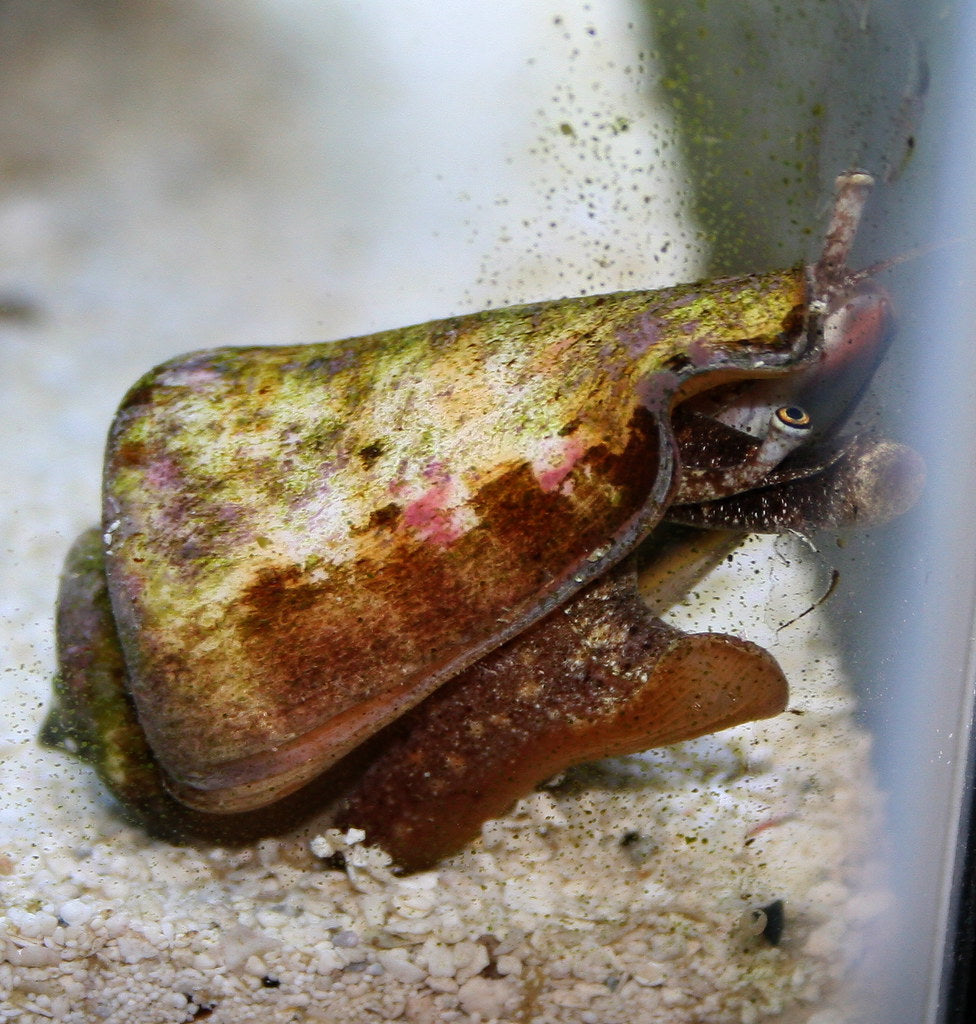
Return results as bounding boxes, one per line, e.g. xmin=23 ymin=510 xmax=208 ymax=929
xmin=663 ymin=310 xmax=820 ymax=413
xmin=160 ymin=682 xmax=428 ymax=813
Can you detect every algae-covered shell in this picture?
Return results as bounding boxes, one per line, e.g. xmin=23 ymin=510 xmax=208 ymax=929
xmin=100 ymin=269 xmax=810 ymax=813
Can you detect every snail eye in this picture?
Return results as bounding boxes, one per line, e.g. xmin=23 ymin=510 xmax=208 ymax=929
xmin=774 ymin=406 xmax=812 ymax=430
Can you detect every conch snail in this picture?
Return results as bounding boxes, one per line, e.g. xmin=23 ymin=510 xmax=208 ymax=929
xmin=43 ymin=173 xmax=923 ymax=869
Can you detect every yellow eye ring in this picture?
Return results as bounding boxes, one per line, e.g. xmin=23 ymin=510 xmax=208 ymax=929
xmin=775 ymin=405 xmax=812 ymax=429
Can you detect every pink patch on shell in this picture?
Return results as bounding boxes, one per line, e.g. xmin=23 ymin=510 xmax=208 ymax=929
xmin=401 ymin=480 xmax=467 ymax=547
xmin=533 ymin=436 xmax=587 ymax=493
